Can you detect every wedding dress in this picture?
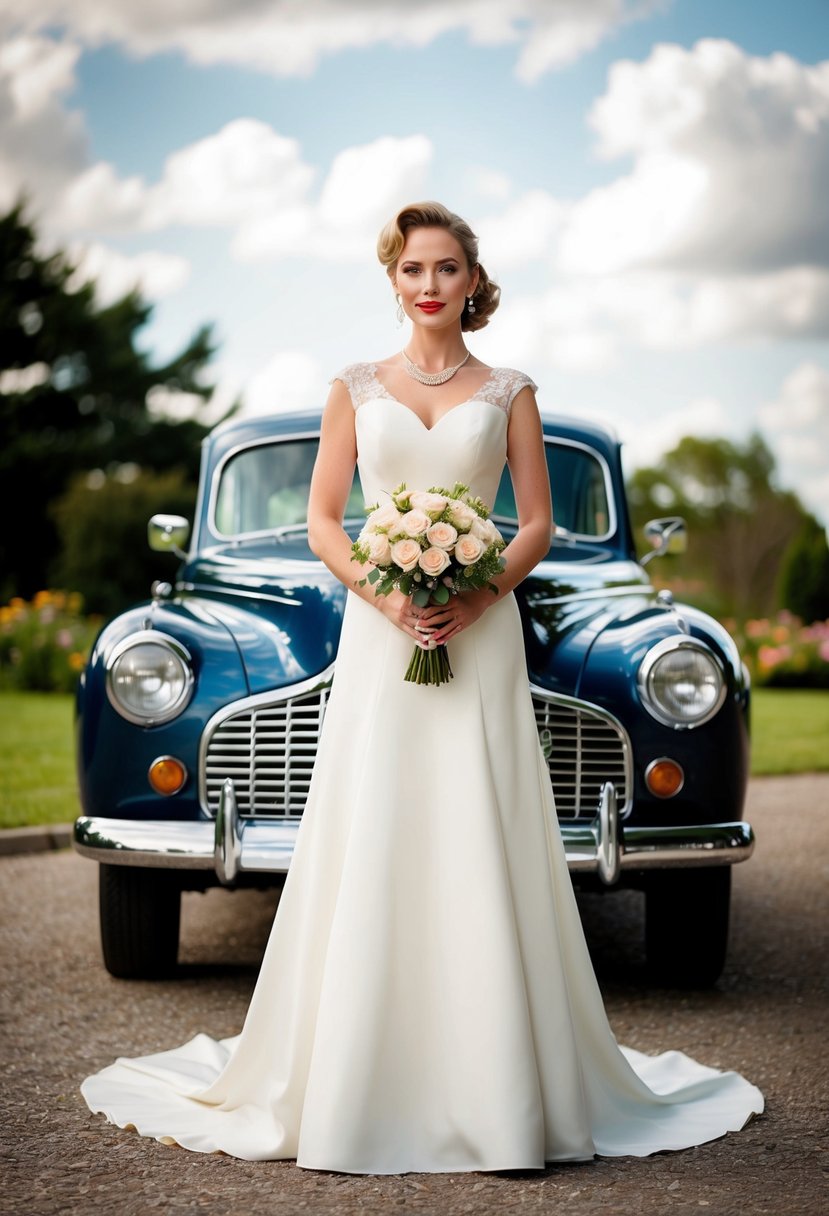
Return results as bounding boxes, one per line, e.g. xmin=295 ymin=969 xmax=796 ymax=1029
xmin=80 ymin=365 xmax=763 ymax=1173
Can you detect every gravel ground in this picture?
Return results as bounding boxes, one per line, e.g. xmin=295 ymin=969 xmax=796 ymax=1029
xmin=1 ymin=774 xmax=827 ymax=1216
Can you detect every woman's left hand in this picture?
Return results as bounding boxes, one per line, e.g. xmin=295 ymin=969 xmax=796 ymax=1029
xmin=409 ymin=588 xmax=492 ymax=646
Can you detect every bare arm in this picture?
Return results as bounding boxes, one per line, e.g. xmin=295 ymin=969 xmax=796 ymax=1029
xmin=492 ymin=384 xmax=554 ymax=593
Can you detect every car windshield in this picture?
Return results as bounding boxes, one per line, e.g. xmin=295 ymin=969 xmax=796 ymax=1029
xmin=212 ymin=437 xmax=612 ymax=540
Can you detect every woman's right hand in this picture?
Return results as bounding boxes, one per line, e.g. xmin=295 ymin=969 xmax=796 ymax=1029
xmin=375 ymin=589 xmax=437 ymax=648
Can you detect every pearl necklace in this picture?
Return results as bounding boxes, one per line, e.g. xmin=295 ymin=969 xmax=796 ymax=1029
xmin=402 ymin=348 xmax=471 ymax=386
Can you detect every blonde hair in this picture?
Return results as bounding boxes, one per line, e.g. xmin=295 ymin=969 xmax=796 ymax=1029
xmin=376 ymin=201 xmax=500 ymax=333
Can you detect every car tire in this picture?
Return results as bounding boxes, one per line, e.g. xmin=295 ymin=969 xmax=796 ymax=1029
xmin=99 ymin=864 xmax=181 ymax=979
xmin=645 ymin=867 xmax=731 ymax=988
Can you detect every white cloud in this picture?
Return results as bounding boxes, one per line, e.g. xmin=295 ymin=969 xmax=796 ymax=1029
xmin=469 ymin=166 xmax=513 ymax=202
xmin=621 ymin=395 xmax=731 ymax=470
xmin=241 ymin=350 xmax=324 ymax=416
xmin=514 ymin=0 xmax=665 ymax=83
xmin=560 ymin=39 xmax=829 ymax=276
xmin=2 ymin=1 xmax=658 ymax=81
xmin=148 ymin=121 xmax=315 ymax=229
xmin=0 ymin=33 xmax=86 ymax=214
xmin=66 ymin=242 xmax=191 ymax=305
xmin=759 ymin=362 xmax=829 ymax=522
xmin=231 ymin=133 xmax=433 ymax=262
xmin=476 ymin=190 xmax=564 ymax=270
xmin=43 ymin=118 xmax=432 ymax=265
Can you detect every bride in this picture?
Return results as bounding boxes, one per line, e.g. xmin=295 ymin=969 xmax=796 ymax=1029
xmin=80 ymin=201 xmax=763 ymax=1174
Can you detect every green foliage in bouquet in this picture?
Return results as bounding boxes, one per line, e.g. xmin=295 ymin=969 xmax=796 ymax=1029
xmin=350 ymin=482 xmax=507 ymax=686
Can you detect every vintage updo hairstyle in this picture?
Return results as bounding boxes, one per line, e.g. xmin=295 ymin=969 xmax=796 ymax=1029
xmin=377 ymin=201 xmax=500 ymax=333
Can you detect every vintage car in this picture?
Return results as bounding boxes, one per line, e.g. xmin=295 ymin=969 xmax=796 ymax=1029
xmin=74 ymin=409 xmax=755 ymax=987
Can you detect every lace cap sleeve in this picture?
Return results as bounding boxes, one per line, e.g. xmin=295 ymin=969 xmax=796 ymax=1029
xmin=329 ymin=363 xmax=379 ymax=411
xmin=472 ymin=367 xmax=538 ymax=418
xmin=505 ymin=369 xmax=538 ymax=409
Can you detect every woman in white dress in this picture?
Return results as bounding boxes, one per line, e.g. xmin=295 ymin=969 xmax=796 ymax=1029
xmin=80 ymin=201 xmax=763 ymax=1174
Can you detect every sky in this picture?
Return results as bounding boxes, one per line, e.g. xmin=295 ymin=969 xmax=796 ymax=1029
xmin=1 ymin=0 xmax=828 ymax=524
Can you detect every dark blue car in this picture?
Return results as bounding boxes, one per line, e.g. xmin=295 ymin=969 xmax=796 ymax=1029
xmin=74 ymin=410 xmax=754 ymax=986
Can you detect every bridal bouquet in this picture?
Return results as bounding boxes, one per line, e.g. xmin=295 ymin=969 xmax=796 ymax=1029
xmin=350 ymin=481 xmax=507 ymax=685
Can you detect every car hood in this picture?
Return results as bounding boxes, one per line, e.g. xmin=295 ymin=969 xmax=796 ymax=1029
xmin=516 ymin=560 xmax=662 ymax=694
xmin=179 ymin=546 xmax=347 ymax=693
xmin=180 ymin=545 xmax=663 ymax=696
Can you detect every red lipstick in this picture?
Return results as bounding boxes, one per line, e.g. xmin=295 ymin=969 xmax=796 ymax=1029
xmin=416 ymin=302 xmax=445 ymax=313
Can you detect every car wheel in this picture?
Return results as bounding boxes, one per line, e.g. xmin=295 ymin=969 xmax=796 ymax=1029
xmin=645 ymin=867 xmax=731 ymax=988
xmin=99 ymin=864 xmax=181 ymax=979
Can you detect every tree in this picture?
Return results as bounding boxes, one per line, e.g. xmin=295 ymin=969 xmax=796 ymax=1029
xmin=51 ymin=468 xmax=198 ymax=617
xmin=0 ymin=202 xmax=229 ymax=601
xmin=627 ymin=434 xmax=818 ymax=621
xmin=779 ymin=518 xmax=829 ymax=624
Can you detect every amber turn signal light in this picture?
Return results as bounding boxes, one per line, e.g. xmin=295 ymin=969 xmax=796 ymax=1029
xmin=645 ymin=758 xmax=684 ymax=798
xmin=148 ymin=756 xmax=188 ymax=796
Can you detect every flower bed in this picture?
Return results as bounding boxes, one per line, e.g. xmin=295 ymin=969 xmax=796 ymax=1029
xmin=0 ymin=591 xmax=102 ymax=693
xmin=729 ymin=612 xmax=829 ymax=689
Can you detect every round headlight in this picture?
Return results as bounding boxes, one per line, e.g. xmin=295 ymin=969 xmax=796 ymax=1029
xmin=638 ymin=637 xmax=726 ymax=729
xmin=106 ymin=631 xmax=194 ymax=725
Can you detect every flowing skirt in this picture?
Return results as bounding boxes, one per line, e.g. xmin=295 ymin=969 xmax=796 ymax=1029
xmin=81 ymin=591 xmax=763 ymax=1172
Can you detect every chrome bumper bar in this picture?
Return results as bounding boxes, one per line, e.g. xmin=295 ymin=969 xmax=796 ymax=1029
xmin=74 ymin=781 xmax=755 ymax=886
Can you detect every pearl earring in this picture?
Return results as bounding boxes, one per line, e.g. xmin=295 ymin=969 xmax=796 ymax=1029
xmin=467 ymin=296 xmax=476 ymax=315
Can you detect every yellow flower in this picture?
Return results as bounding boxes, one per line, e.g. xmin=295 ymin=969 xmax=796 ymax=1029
xmin=69 ymin=652 xmax=86 ymax=672
xmin=33 ymin=590 xmax=52 ymax=608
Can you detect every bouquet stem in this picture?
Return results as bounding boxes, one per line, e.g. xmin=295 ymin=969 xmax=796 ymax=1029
xmin=404 ymin=642 xmax=454 ymax=686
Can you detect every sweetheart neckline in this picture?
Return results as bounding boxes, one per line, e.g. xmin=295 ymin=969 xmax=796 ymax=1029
xmin=358 ymin=395 xmax=506 ymax=433
xmin=364 ymin=365 xmax=503 ymax=433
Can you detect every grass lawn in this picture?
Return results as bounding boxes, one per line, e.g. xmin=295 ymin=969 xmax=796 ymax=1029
xmin=751 ymin=687 xmax=829 ymax=776
xmin=0 ymin=691 xmax=78 ymax=829
xmin=0 ymin=687 xmax=826 ymax=830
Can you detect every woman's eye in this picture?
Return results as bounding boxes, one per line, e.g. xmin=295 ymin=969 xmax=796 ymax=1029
xmin=440 ymin=265 xmax=457 ymax=274
xmin=402 ymin=266 xmax=420 ymax=274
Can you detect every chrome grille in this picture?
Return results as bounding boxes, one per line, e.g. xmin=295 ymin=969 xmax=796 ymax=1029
xmin=532 ymin=691 xmax=630 ymax=819
xmin=203 ymin=684 xmax=331 ymax=817
xmin=202 ymin=678 xmax=630 ymax=822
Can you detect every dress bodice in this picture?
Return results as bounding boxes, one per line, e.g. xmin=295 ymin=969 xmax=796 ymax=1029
xmin=332 ymin=363 xmax=537 ymax=511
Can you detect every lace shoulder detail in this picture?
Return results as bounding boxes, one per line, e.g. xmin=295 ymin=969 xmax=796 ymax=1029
xmin=469 ymin=367 xmax=538 ymax=418
xmin=330 ymin=363 xmax=393 ymax=410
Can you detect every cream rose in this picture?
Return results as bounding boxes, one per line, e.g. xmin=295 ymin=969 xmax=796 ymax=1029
xmin=365 ymin=502 xmax=403 ymax=533
xmin=409 ymin=491 xmax=448 ymax=517
xmin=399 ymin=508 xmax=431 ymax=538
xmin=426 ymin=521 xmax=458 ymax=549
xmin=470 ymin=516 xmax=501 ymax=545
xmin=454 ymin=533 xmax=485 ymax=566
xmin=390 ymin=538 xmax=422 ymax=572
xmin=447 ymin=499 xmax=478 ymax=530
xmin=365 ymin=532 xmax=392 ymax=565
xmin=418 ymin=546 xmax=451 ymax=577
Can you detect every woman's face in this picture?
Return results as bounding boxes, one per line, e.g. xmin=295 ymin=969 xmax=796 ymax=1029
xmin=392 ymin=226 xmax=479 ymax=334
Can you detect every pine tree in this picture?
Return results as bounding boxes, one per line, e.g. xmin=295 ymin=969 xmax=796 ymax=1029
xmin=0 ymin=202 xmax=228 ymax=599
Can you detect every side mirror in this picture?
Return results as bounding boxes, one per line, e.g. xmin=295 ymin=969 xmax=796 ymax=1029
xmin=148 ymin=514 xmax=190 ymax=558
xmin=641 ymin=516 xmax=687 ymax=565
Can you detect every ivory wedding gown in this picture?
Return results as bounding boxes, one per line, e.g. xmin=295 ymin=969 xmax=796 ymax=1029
xmin=81 ymin=365 xmax=763 ymax=1173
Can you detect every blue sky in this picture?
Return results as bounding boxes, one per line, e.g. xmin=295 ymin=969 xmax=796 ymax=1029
xmin=1 ymin=0 xmax=828 ymax=523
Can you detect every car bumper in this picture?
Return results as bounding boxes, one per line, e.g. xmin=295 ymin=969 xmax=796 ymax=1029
xmin=74 ymin=781 xmax=755 ymax=887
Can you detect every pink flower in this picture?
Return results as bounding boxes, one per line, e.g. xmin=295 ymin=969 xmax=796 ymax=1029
xmin=390 ymin=538 xmax=422 ymax=572
xmin=418 ymin=547 xmax=451 ymax=577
